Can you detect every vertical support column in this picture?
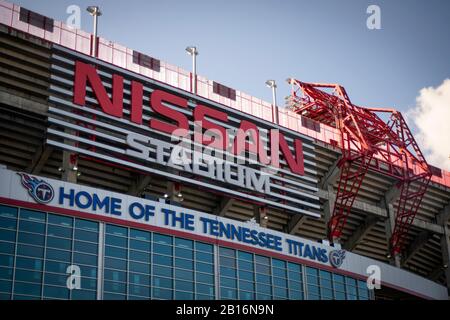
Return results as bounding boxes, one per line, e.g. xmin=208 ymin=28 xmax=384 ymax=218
xmin=324 ymin=185 xmax=338 ymax=244
xmin=254 ymin=206 xmax=268 ymax=228
xmin=440 ymin=226 xmax=450 ymax=294
xmin=61 ymin=150 xmax=78 ymax=183
xmin=96 ymin=222 xmax=105 ymax=300
xmin=213 ymin=244 xmax=220 ymax=300
xmin=383 ymin=201 xmax=401 ymax=267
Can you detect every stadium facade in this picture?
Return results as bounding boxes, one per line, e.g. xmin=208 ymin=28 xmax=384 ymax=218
xmin=0 ymin=1 xmax=449 ymax=300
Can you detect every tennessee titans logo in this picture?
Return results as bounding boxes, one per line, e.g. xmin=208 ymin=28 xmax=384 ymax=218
xmin=17 ymin=173 xmax=54 ymax=204
xmin=329 ymin=249 xmax=346 ymax=268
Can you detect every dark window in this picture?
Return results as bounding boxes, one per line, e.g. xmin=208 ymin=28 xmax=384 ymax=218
xmin=429 ymin=164 xmax=442 ymax=178
xmin=301 ymin=117 xmax=321 ymax=133
xmin=213 ymin=82 xmax=236 ymax=100
xmin=19 ymin=7 xmax=54 ymax=32
xmin=132 ymin=51 xmax=160 ymax=72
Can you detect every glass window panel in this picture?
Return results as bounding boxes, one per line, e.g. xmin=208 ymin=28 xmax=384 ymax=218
xmin=153 ymin=276 xmax=172 ymax=289
xmin=175 ymin=247 xmax=193 ymax=259
xmin=274 ymin=287 xmax=288 ymax=299
xmin=130 ymin=229 xmax=151 ymax=242
xmin=333 ymin=274 xmax=344 ymax=283
xmin=219 ymin=256 xmax=235 ymax=268
xmin=105 ymin=234 xmax=127 ymax=248
xmin=43 ymin=285 xmax=69 ymax=299
xmin=0 ymin=205 xmax=18 ymax=218
xmin=130 ymin=239 xmax=150 ymax=251
xmin=196 ymin=251 xmax=213 ymax=263
xmin=335 ymin=291 xmax=346 ymax=300
xmin=75 ymin=219 xmax=98 ymax=232
xmin=0 ymin=280 xmax=12 ymax=293
xmin=153 ymin=288 xmax=172 ymax=299
xmin=288 ymin=271 xmax=302 ymax=281
xmin=0 ymin=267 xmax=13 ymax=280
xmin=154 ymin=265 xmax=172 ymax=277
xmin=287 ymin=262 xmax=301 ymax=273
xmin=73 ymin=252 xmax=98 ymax=266
xmin=104 ymin=269 xmax=127 ymax=282
xmin=129 ymin=273 xmax=150 ymax=285
xmin=197 ymin=283 xmax=214 ymax=295
xmin=272 ymin=259 xmax=286 ymax=269
xmin=74 ymin=240 xmax=98 ymax=254
xmin=220 ymin=266 xmax=236 ymax=278
xmin=306 ymin=267 xmax=318 ymax=276
xmin=308 ymin=284 xmax=319 ymax=295
xmin=105 ymin=245 xmax=127 ymax=259
xmin=0 ymin=217 xmax=17 ymax=230
xmin=237 ymin=251 xmax=253 ymax=261
xmin=273 ymin=267 xmax=286 ymax=278
xmin=17 ymin=244 xmax=44 ymax=258
xmin=289 ymin=290 xmax=303 ymax=300
xmin=81 ymin=277 xmax=97 ymax=290
xmin=175 ymin=237 xmax=192 ymax=249
xmin=129 ymin=250 xmax=150 ymax=263
xmin=129 ymin=261 xmax=150 ymax=274
xmin=220 ymin=287 xmax=236 ymax=299
xmin=319 ymin=270 xmax=331 ymax=280
xmin=273 ymin=277 xmax=287 ymax=287
xmin=71 ymin=289 xmax=96 ymax=300
xmin=103 ymin=292 xmax=126 ymax=300
xmin=256 ymin=293 xmax=271 ymax=300
xmin=47 ymin=237 xmax=71 ymax=251
xmin=196 ymin=272 xmax=213 ymax=284
xmin=321 ymin=279 xmax=332 ymax=289
xmin=238 ymin=270 xmax=254 ymax=281
xmin=46 ymin=248 xmax=71 ymax=262
xmin=255 ymin=263 xmax=270 ymax=274
xmin=196 ymin=262 xmax=213 ymax=274
xmin=153 ymin=254 xmax=172 ymax=267
xmin=195 ymin=242 xmax=213 ymax=253
xmin=238 ymin=260 xmax=253 ymax=271
xmin=175 ymin=268 xmax=193 ymax=281
xmin=45 ymin=260 xmax=70 ymax=274
xmin=18 ymin=232 xmax=44 ymax=246
xmin=334 ymin=282 xmax=345 ymax=292
xmin=44 ymin=273 xmax=67 ymax=286
xmin=321 ymin=288 xmax=333 ymax=298
xmin=48 ymin=214 xmax=72 ymax=227
xmin=289 ymin=280 xmax=303 ymax=291
xmin=308 ymin=294 xmax=319 ymax=300
xmin=105 ymin=224 xmax=127 ymax=237
xmin=74 ymin=230 xmax=98 ymax=243
xmin=219 ymin=247 xmax=235 ymax=258
xmin=239 ymin=280 xmax=254 ymax=291
xmin=79 ymin=265 xmax=97 ymax=278
xmin=153 ymin=243 xmax=171 ymax=255
xmin=104 ymin=257 xmax=127 ymax=270
xmin=153 ymin=233 xmax=172 ymax=245
xmin=197 ymin=295 xmax=214 ymax=302
xmin=256 ymin=283 xmax=271 ymax=295
xmin=345 ymin=277 xmax=357 ymax=287
xmin=0 ymin=292 xmax=10 ymax=300
xmin=129 ymin=284 xmax=150 ymax=297
xmin=19 ymin=209 xmax=45 ymax=223
xmin=347 ymin=285 xmax=357 ymax=296
xmin=175 ymin=279 xmax=193 ymax=292
xmin=0 ymin=242 xmax=15 ymax=255
xmin=0 ymin=230 xmax=15 ymax=242
xmin=255 ymin=255 xmax=269 ymax=265
xmin=18 ymin=220 xmax=45 ymax=234
xmin=47 ymin=225 xmax=72 ymax=238
xmin=104 ymin=280 xmax=126 ymax=294
xmin=220 ymin=277 xmax=236 ymax=289
xmin=175 ymin=258 xmax=193 ymax=270
xmin=175 ymin=290 xmax=193 ymax=300
xmin=13 ymin=281 xmax=41 ymax=296
xmin=307 ymin=275 xmax=318 ymax=285
xmin=256 ymin=273 xmax=270 ymax=284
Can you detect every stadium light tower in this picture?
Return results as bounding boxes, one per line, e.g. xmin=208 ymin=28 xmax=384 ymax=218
xmin=265 ymin=80 xmax=278 ymax=123
xmin=186 ymin=46 xmax=198 ymax=94
xmin=86 ymin=6 xmax=102 ymax=57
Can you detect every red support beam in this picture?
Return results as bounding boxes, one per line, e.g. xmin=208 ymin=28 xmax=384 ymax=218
xmin=287 ymin=78 xmax=432 ymax=255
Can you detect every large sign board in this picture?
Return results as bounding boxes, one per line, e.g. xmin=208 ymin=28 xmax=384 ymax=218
xmin=47 ymin=45 xmax=320 ymax=217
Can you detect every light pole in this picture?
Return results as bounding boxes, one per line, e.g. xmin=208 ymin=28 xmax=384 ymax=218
xmin=265 ymin=80 xmax=278 ymax=124
xmin=186 ymin=46 xmax=198 ymax=94
xmin=86 ymin=6 xmax=102 ymax=57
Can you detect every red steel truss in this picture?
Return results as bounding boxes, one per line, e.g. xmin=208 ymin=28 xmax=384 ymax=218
xmin=286 ymin=79 xmax=432 ymax=255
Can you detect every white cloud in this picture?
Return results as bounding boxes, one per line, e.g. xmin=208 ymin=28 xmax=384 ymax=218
xmin=408 ymin=79 xmax=450 ymax=171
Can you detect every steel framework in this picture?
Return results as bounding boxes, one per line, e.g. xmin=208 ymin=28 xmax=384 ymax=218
xmin=286 ymin=79 xmax=432 ymax=255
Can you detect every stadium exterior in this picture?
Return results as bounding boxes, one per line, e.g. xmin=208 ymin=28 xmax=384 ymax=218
xmin=0 ymin=1 xmax=449 ymax=300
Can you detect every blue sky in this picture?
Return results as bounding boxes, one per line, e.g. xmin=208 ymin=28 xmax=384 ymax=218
xmin=13 ymin=0 xmax=450 ymax=110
